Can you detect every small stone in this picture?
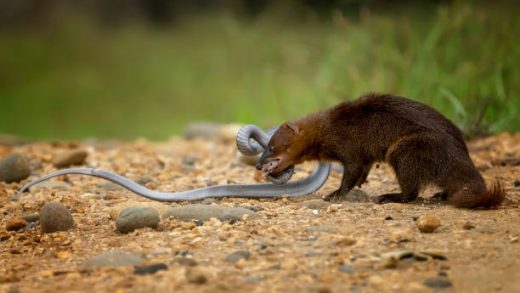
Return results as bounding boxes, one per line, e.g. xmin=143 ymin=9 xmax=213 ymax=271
xmin=225 ymin=250 xmax=250 ymax=263
xmin=52 ymin=149 xmax=88 ymax=168
xmin=339 ymin=264 xmax=355 ymax=275
xmin=416 ymin=214 xmax=441 ymax=233
xmin=424 ymin=277 xmax=453 ymax=289
xmin=6 ymin=218 xmax=27 ymax=231
xmin=163 ymin=204 xmax=255 ymax=222
xmin=346 ymin=189 xmax=371 ymax=202
xmin=185 ymin=267 xmax=207 ymax=284
xmin=244 ymin=275 xmax=264 ymax=283
xmin=381 ymin=256 xmax=399 ymax=269
xmin=174 ymin=257 xmax=198 ymax=267
xmin=301 ymin=199 xmax=330 ymax=210
xmin=116 ymin=207 xmax=160 ymax=233
xmin=182 ymin=155 xmax=198 ymax=167
xmin=40 ymin=202 xmax=74 ymax=233
xmin=306 ymin=225 xmax=338 ymax=233
xmin=27 ymin=180 xmax=71 ymax=192
xmin=134 ymin=263 xmax=168 ymax=275
xmin=84 ymin=251 xmax=146 ymax=269
xmin=0 ymin=153 xmax=31 ymax=183
xmin=463 ymin=221 xmax=476 ymax=230
xmin=335 ymin=237 xmax=356 ymax=246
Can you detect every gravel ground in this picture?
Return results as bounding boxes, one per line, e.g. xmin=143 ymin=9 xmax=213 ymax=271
xmin=1 ymin=132 xmax=519 ymax=293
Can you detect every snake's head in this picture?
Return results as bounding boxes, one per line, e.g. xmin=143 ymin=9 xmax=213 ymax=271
xmin=256 ymin=122 xmax=302 ymax=176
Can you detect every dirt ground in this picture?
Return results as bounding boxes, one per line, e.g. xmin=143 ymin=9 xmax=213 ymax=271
xmin=1 ymin=132 xmax=519 ymax=293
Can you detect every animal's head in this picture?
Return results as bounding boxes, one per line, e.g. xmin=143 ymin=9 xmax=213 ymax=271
xmin=256 ymin=122 xmax=304 ymax=176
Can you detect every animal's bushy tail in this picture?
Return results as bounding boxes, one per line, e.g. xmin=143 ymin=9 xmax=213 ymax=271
xmin=477 ymin=180 xmax=506 ymax=207
xmin=451 ymin=179 xmax=506 ymax=208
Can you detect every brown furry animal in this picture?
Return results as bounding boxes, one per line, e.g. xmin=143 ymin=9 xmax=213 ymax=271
xmin=257 ymin=94 xmax=505 ymax=208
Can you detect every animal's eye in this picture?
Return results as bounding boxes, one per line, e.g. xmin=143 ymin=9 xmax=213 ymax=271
xmin=269 ymin=146 xmax=274 ymax=152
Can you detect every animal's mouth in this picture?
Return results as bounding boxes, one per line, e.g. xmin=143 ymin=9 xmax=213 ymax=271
xmin=261 ymin=158 xmax=281 ymax=176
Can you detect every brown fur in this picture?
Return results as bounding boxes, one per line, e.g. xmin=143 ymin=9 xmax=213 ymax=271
xmin=258 ymin=93 xmax=505 ymax=208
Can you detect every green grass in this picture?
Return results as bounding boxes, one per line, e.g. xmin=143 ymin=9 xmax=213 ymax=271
xmin=0 ymin=3 xmax=519 ymax=140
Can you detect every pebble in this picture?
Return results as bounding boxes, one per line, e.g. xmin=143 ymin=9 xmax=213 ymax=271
xmin=346 ymin=189 xmax=371 ymax=202
xmin=463 ymin=221 xmax=476 ymax=230
xmin=163 ymin=204 xmax=255 ymax=222
xmin=52 ymin=149 xmax=88 ymax=168
xmin=339 ymin=264 xmax=356 ymax=275
xmin=6 ymin=218 xmax=27 ymax=231
xmin=84 ymin=251 xmax=146 ymax=269
xmin=0 ymin=153 xmax=31 ymax=183
xmin=300 ymin=199 xmax=331 ymax=210
xmin=306 ymin=225 xmax=338 ymax=233
xmin=225 ymin=250 xmax=250 ymax=263
xmin=423 ymin=277 xmax=453 ymax=289
xmin=416 ymin=214 xmax=441 ymax=233
xmin=174 ymin=257 xmax=198 ymax=267
xmin=185 ymin=267 xmax=207 ymax=284
xmin=115 ymin=207 xmax=160 ymax=233
xmin=134 ymin=263 xmax=168 ymax=275
xmin=39 ymin=202 xmax=74 ymax=233
xmin=27 ymin=180 xmax=71 ymax=192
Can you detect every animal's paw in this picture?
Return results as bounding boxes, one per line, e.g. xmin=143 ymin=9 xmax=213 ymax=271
xmin=371 ymin=195 xmax=388 ymax=204
xmin=323 ymin=190 xmax=347 ymax=202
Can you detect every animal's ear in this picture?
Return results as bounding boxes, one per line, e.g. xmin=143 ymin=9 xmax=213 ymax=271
xmin=281 ymin=122 xmax=299 ymax=134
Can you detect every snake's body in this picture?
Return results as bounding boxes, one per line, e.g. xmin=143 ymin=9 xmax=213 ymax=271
xmin=18 ymin=125 xmax=331 ymax=201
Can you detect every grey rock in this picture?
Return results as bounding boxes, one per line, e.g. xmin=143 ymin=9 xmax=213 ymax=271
xmin=84 ymin=251 xmax=146 ymax=269
xmin=339 ymin=264 xmax=356 ymax=275
xmin=39 ymin=202 xmax=74 ymax=233
xmin=182 ymin=155 xmax=198 ymax=167
xmin=225 ymin=250 xmax=250 ymax=263
xmin=163 ymin=204 xmax=255 ymax=222
xmin=301 ymin=199 xmax=330 ymax=210
xmin=174 ymin=257 xmax=198 ymax=267
xmin=52 ymin=149 xmax=88 ymax=168
xmin=346 ymin=189 xmax=371 ymax=203
xmin=22 ymin=213 xmax=40 ymax=223
xmin=28 ymin=180 xmax=71 ymax=192
xmin=244 ymin=275 xmax=264 ymax=283
xmin=0 ymin=154 xmax=31 ymax=183
xmin=134 ymin=263 xmax=168 ymax=275
xmin=97 ymin=182 xmax=124 ymax=191
xmin=424 ymin=277 xmax=453 ymax=289
xmin=116 ymin=207 xmax=160 ymax=233
xmin=306 ymin=225 xmax=338 ymax=233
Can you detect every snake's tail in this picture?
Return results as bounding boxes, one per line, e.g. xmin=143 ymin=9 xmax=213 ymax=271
xmin=18 ymin=168 xmax=168 ymax=201
xmin=19 ymin=168 xmax=96 ymax=193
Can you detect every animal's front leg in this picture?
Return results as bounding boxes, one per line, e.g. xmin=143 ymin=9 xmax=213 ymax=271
xmin=324 ymin=163 xmax=363 ymax=202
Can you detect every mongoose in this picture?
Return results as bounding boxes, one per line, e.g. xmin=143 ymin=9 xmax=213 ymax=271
xmin=257 ymin=93 xmax=505 ymax=208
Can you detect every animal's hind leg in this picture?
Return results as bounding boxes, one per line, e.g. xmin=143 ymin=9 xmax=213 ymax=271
xmin=372 ymin=134 xmax=438 ymax=204
xmin=372 ymin=154 xmax=420 ymax=203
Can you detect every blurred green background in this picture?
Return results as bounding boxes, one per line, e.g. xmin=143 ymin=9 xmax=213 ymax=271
xmin=0 ymin=0 xmax=518 ymax=140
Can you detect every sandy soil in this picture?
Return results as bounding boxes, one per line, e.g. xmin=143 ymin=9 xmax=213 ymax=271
xmin=1 ymin=132 xmax=519 ymax=293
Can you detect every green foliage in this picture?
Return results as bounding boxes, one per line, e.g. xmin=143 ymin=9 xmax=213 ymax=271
xmin=0 ymin=3 xmax=518 ymax=140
